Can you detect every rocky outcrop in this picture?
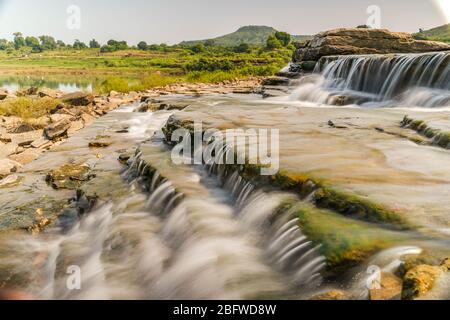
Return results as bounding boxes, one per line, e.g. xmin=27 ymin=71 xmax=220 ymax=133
xmin=292 ymin=28 xmax=450 ymax=70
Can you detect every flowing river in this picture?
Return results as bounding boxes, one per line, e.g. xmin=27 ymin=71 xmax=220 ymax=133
xmin=1 ymin=51 xmax=450 ymax=300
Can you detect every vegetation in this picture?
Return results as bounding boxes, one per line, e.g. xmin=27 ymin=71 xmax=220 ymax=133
xmin=180 ymin=25 xmax=311 ymax=47
xmin=0 ymin=29 xmax=296 ymax=94
xmin=413 ymin=23 xmax=450 ymax=43
xmin=0 ymin=96 xmax=60 ymax=118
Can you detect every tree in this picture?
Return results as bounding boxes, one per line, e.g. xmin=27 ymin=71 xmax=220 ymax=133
xmin=107 ymin=39 xmax=128 ymax=51
xmin=39 ymin=35 xmax=57 ymax=50
xmin=274 ymin=31 xmax=291 ymax=47
xmin=13 ymin=32 xmax=26 ymax=49
xmin=89 ymin=39 xmax=100 ymax=48
xmin=204 ymin=39 xmax=216 ymax=47
xmin=234 ymin=42 xmax=250 ymax=53
xmin=137 ymin=41 xmax=148 ymax=51
xmin=100 ymin=45 xmax=115 ymax=53
xmin=25 ymin=36 xmax=41 ymax=52
xmin=266 ymin=35 xmax=282 ymax=50
xmin=0 ymin=39 xmax=11 ymax=51
xmin=57 ymin=40 xmax=66 ymax=48
xmin=73 ymin=39 xmax=88 ymax=49
xmin=190 ymin=43 xmax=205 ymax=53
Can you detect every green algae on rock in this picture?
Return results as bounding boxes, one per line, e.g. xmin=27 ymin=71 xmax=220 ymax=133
xmin=401 ymin=116 xmax=450 ymax=149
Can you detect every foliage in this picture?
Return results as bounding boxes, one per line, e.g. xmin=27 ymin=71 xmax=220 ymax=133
xmin=274 ymin=31 xmax=291 ymax=46
xmin=266 ymin=35 xmax=282 ymax=50
xmin=73 ymin=39 xmax=88 ymax=50
xmin=89 ymin=39 xmax=100 ymax=48
xmin=137 ymin=41 xmax=148 ymax=51
xmin=413 ymin=23 xmax=450 ymax=43
xmin=0 ymin=97 xmax=60 ymax=118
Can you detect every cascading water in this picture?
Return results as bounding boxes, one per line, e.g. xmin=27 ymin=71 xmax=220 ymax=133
xmin=290 ymin=51 xmax=450 ymax=108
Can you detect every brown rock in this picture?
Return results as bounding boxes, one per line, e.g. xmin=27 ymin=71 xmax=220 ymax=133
xmin=46 ymin=163 xmax=95 ymax=190
xmin=370 ymin=273 xmax=402 ymax=300
xmin=293 ymin=28 xmax=450 ymax=64
xmin=44 ymin=119 xmax=70 ymax=140
xmin=9 ymin=148 xmax=41 ymax=165
xmin=310 ymin=290 xmax=350 ymax=300
xmin=441 ymin=258 xmax=450 ymax=271
xmin=89 ymin=140 xmax=112 ymax=148
xmin=10 ymin=130 xmax=43 ymax=146
xmin=31 ymin=137 xmax=52 ymax=149
xmin=38 ymin=88 xmax=61 ymax=99
xmin=61 ymin=91 xmax=94 ymax=106
xmin=402 ymin=265 xmax=443 ymax=300
xmin=67 ymin=120 xmax=84 ymax=135
xmin=0 ymin=89 xmax=8 ymax=100
xmin=0 ymin=143 xmax=18 ymax=158
xmin=80 ymin=113 xmax=96 ymax=125
xmin=0 ymin=159 xmax=22 ymax=178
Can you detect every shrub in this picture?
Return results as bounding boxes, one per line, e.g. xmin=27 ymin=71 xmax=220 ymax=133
xmin=0 ymin=97 xmax=60 ymax=118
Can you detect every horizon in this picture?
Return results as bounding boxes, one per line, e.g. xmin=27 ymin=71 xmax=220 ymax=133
xmin=0 ymin=0 xmax=449 ymax=45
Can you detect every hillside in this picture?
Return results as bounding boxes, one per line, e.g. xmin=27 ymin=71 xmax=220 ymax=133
xmin=180 ymin=25 xmax=311 ymax=47
xmin=414 ymin=23 xmax=450 ymax=43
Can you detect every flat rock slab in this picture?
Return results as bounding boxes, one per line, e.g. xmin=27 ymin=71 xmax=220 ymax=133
xmin=163 ymin=95 xmax=450 ymax=234
xmin=10 ymin=130 xmax=43 ymax=146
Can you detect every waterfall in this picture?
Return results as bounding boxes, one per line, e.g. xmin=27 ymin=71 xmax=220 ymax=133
xmin=290 ymin=52 xmax=450 ymax=108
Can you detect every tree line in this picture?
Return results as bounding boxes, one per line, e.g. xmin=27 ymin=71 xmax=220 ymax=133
xmin=0 ymin=31 xmax=294 ymax=54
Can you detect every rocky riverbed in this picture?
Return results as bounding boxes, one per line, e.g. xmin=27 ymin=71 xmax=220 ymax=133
xmin=0 ymin=78 xmax=263 ymax=182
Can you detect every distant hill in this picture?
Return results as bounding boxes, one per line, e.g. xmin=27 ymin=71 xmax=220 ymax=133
xmin=414 ymin=24 xmax=450 ymax=43
xmin=180 ymin=26 xmax=312 ymax=47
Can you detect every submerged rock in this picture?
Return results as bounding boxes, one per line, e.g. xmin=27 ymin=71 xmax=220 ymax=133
xmin=46 ymin=163 xmax=95 ymax=190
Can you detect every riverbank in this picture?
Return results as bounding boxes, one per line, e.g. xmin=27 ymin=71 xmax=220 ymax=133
xmin=0 ymin=78 xmax=263 ymax=181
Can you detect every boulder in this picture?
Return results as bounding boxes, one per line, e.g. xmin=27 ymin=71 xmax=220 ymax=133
xmin=402 ymin=265 xmax=443 ymax=300
xmin=44 ymin=119 xmax=71 ymax=140
xmin=293 ymin=28 xmax=450 ymax=64
xmin=61 ymin=92 xmax=94 ymax=106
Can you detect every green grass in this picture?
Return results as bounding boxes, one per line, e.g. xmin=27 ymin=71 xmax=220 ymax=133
xmin=0 ymin=46 xmax=293 ymax=94
xmin=413 ymin=23 xmax=450 ymax=43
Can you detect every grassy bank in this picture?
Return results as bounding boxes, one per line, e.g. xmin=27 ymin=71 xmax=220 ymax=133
xmin=0 ymin=45 xmax=293 ymax=94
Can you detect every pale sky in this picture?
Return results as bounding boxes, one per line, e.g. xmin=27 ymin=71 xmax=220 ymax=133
xmin=0 ymin=0 xmax=448 ymax=45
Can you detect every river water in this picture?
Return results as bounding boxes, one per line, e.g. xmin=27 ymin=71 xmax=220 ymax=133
xmin=0 ymin=52 xmax=450 ymax=300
